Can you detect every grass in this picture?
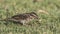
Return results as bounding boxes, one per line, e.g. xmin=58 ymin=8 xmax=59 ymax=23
xmin=0 ymin=0 xmax=60 ymax=34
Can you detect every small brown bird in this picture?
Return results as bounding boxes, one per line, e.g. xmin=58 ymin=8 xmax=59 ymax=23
xmin=3 ymin=12 xmax=39 ymax=25
xmin=33 ymin=0 xmax=43 ymax=3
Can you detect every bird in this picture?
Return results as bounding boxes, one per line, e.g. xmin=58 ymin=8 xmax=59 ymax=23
xmin=33 ymin=0 xmax=43 ymax=3
xmin=2 ymin=12 xmax=39 ymax=25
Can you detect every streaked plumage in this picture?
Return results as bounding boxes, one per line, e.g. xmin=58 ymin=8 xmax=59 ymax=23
xmin=4 ymin=12 xmax=39 ymax=25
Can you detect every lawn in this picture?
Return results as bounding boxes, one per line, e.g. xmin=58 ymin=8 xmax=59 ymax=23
xmin=0 ymin=0 xmax=60 ymax=34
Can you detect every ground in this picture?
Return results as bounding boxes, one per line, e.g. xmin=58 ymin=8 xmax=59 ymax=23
xmin=0 ymin=0 xmax=60 ymax=34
